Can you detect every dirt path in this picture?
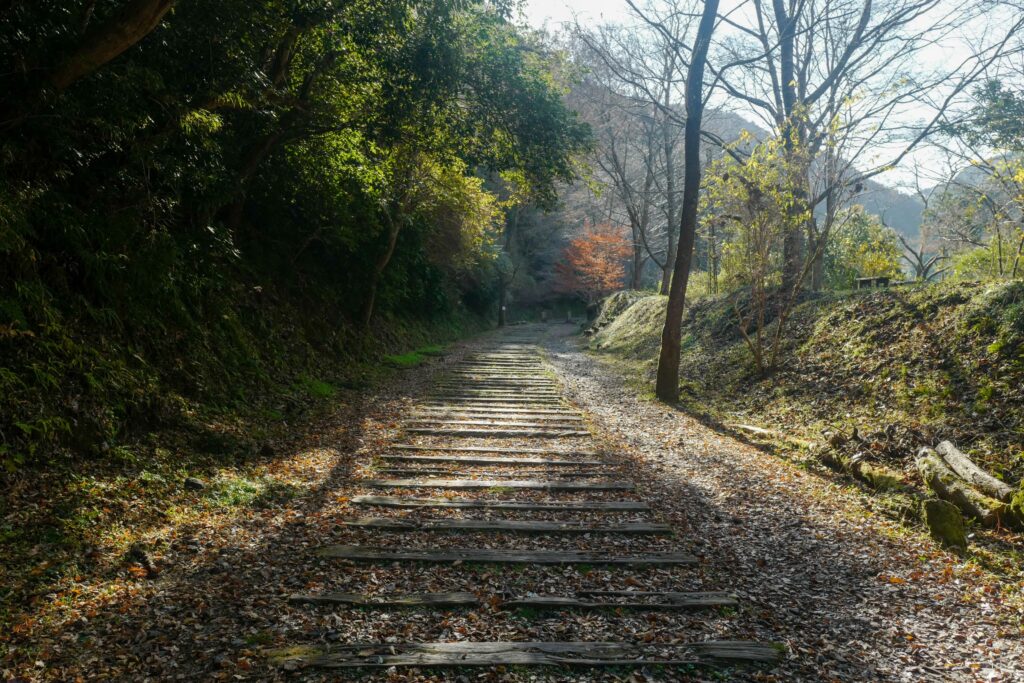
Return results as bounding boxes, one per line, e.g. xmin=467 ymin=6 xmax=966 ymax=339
xmin=540 ymin=323 xmax=1024 ymax=682
xmin=6 ymin=324 xmax=1021 ymax=682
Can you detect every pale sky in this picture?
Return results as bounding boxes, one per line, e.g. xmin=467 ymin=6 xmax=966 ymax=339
xmin=523 ymin=0 xmax=626 ymax=28
xmin=519 ymin=0 xmax=1013 ymax=191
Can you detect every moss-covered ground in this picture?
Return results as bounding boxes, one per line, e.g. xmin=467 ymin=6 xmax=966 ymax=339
xmin=590 ymin=281 xmax=1024 ymax=484
xmin=0 ymin=307 xmax=481 ymax=642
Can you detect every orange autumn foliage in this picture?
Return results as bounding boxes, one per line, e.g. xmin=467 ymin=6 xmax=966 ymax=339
xmin=554 ymin=223 xmax=632 ymax=304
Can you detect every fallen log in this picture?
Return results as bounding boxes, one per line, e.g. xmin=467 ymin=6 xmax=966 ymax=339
xmin=935 ymin=441 xmax=1014 ymax=503
xmin=726 ymin=423 xmax=816 ymax=449
xmin=916 ymin=448 xmax=1020 ymax=529
xmin=817 ymin=449 xmax=906 ymax=492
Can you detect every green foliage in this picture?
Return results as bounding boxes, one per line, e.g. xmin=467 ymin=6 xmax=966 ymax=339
xmin=704 ymin=134 xmax=810 ymax=291
xmin=702 ymin=134 xmax=811 ymax=373
xmin=824 ymin=206 xmax=903 ymax=289
xmin=383 ymin=344 xmax=447 ymax=368
xmin=297 ymin=376 xmax=336 ymax=399
xmin=590 ymin=281 xmax=1024 ymax=483
xmin=961 ymin=80 xmax=1024 ymax=153
xmin=0 ymin=0 xmax=590 ymax=467
xmin=932 ymin=81 xmax=1024 ymax=280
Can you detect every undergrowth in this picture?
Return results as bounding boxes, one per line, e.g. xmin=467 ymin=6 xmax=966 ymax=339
xmin=0 ymin=274 xmax=485 ymax=639
xmin=590 ymin=280 xmax=1024 ymax=483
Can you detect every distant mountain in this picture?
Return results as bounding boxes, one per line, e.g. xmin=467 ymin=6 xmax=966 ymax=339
xmin=856 ymin=181 xmax=923 ymax=239
xmin=703 ymin=108 xmax=924 ymax=240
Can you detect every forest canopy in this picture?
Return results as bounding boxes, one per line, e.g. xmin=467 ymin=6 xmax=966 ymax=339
xmin=0 ymin=0 xmax=591 ymax=468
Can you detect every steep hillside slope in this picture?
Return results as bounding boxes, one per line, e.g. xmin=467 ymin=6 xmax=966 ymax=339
xmin=590 ymin=281 xmax=1024 ymax=484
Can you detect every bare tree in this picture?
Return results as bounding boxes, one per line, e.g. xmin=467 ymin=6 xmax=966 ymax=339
xmin=655 ymin=0 xmax=720 ymax=402
xmin=705 ymin=0 xmax=1024 ymax=290
xmin=573 ymin=3 xmax=694 ymax=291
xmin=579 ymin=84 xmax=662 ymax=289
xmin=897 ymin=162 xmax=947 ymax=280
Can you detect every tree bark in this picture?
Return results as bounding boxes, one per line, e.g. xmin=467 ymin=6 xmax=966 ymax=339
xmin=661 ymin=102 xmax=677 ymax=295
xmin=935 ymin=441 xmax=1014 ymax=502
xmin=361 ymin=213 xmax=402 ymax=328
xmin=654 ymin=0 xmax=719 ymax=402
xmin=49 ymin=0 xmax=176 ymax=92
xmin=1011 ymin=228 xmax=1024 ymax=279
xmin=630 ymin=240 xmax=644 ymax=289
xmin=772 ymin=0 xmax=806 ymax=294
xmin=917 ymin=448 xmax=1019 ymax=529
xmin=221 ymin=129 xmax=287 ymax=231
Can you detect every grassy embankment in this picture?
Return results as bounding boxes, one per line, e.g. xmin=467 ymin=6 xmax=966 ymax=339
xmin=0 ymin=290 xmax=485 ymax=642
xmin=589 ymin=281 xmax=1024 ymax=569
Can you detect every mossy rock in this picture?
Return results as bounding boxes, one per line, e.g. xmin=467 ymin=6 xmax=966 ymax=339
xmin=923 ymin=499 xmax=967 ymax=552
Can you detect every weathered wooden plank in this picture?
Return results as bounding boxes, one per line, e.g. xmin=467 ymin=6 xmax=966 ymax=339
xmin=436 ymin=388 xmax=559 ymax=394
xmin=454 ymin=368 xmax=540 ymax=372
xmin=341 ymin=517 xmax=671 ymax=534
xmin=389 ymin=445 xmax=597 ymax=455
xmin=414 ymin=410 xmax=580 ymax=417
xmin=265 ymin=640 xmax=782 ymax=668
xmin=437 ymin=387 xmax=558 ymax=391
xmin=362 ymin=478 xmax=631 ymax=490
xmin=419 ymin=403 xmax=565 ymax=409
xmin=374 ymin=466 xmax=598 ymax=479
xmin=288 ymin=592 xmax=478 ymax=607
xmin=415 ymin=407 xmax=582 ymax=417
xmin=434 ymin=387 xmax=559 ymax=392
xmin=372 ymin=468 xmax=599 ymax=478
xmin=434 ymin=385 xmax=557 ymax=389
xmin=379 ymin=454 xmax=604 ymax=466
xmin=505 ymin=592 xmax=737 ymax=609
xmin=432 ymin=392 xmax=562 ymax=399
xmin=446 ymin=372 xmax=554 ymax=378
xmin=425 ymin=398 xmax=563 ymax=405
xmin=288 ymin=591 xmax=733 ymax=610
xmin=413 ymin=413 xmax=584 ymax=422
xmin=405 ymin=428 xmax=590 ymax=438
xmin=420 ymin=404 xmax=564 ymax=410
xmin=446 ymin=375 xmax=548 ymax=379
xmin=316 ymin=546 xmax=697 ymax=565
xmin=351 ymin=495 xmax=648 ymax=511
xmin=406 ymin=419 xmax=585 ymax=429
xmin=434 ymin=385 xmax=561 ymax=389
xmin=435 ymin=385 xmax=550 ymax=389
xmin=424 ymin=394 xmax=562 ymax=400
xmin=458 ymin=364 xmax=539 ymax=368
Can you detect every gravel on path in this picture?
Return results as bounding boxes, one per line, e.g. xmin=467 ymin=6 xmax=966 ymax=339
xmin=8 ymin=324 xmax=1021 ymax=683
xmin=540 ymin=322 xmax=1023 ymax=683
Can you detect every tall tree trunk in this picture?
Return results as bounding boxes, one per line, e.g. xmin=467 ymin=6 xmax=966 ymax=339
xmin=996 ymin=227 xmax=1004 ymax=276
xmin=49 ymin=0 xmax=176 ymax=92
xmin=631 ymin=231 xmax=644 ymax=290
xmin=809 ymin=186 xmax=831 ymax=290
xmin=772 ymin=0 xmax=805 ymax=293
xmin=1011 ymin=227 xmax=1024 ymax=279
xmin=361 ymin=214 xmax=402 ymax=328
xmin=810 ymin=234 xmax=825 ymax=290
xmin=661 ymin=106 xmax=677 ymax=295
xmin=654 ymin=0 xmax=719 ymax=402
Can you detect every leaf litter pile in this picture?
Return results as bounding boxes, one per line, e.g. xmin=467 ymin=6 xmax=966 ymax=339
xmin=2 ymin=323 xmax=1020 ymax=681
xmin=545 ymin=323 xmax=1024 ymax=682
